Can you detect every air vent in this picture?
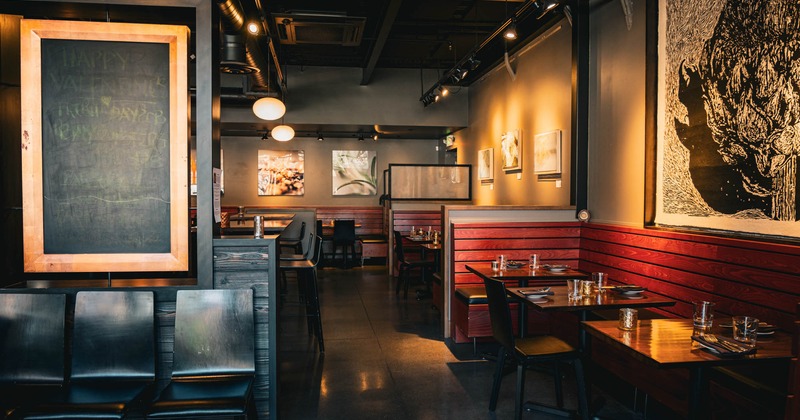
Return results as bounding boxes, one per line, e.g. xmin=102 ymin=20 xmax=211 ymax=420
xmin=273 ymin=12 xmax=365 ymax=46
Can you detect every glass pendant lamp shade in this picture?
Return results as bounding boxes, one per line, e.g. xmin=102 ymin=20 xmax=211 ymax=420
xmin=271 ymin=125 xmax=294 ymax=141
xmin=252 ymin=97 xmax=286 ymax=120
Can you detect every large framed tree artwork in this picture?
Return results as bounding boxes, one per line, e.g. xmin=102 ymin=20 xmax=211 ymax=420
xmin=650 ymin=1 xmax=800 ymax=239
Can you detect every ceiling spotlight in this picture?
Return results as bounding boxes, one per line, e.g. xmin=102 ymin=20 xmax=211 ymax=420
xmin=467 ymin=57 xmax=481 ymax=71
xmin=317 ymin=133 xmax=324 ymax=142
xmin=271 ymin=125 xmax=294 ymax=141
xmin=261 ymin=131 xmax=269 ymax=141
xmin=542 ymin=0 xmax=559 ymax=12
xmin=504 ymin=19 xmax=517 ymax=40
xmin=246 ymin=21 xmax=260 ymax=35
xmin=439 ymin=86 xmax=449 ymax=97
xmin=372 ymin=133 xmax=379 ymax=141
xmin=358 ymin=133 xmax=365 ymax=141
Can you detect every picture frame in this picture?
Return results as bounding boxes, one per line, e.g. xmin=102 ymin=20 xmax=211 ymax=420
xmin=501 ymin=130 xmax=521 ymax=172
xmin=647 ymin=2 xmax=800 ymax=239
xmin=533 ymin=130 xmax=561 ymax=174
xmin=258 ymin=149 xmax=305 ymax=196
xmin=332 ymin=150 xmax=377 ymax=196
xmin=20 ymin=19 xmax=190 ymax=273
xmin=478 ymin=148 xmax=494 ymax=181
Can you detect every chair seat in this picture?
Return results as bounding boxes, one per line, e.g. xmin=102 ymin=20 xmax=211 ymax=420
xmin=18 ymin=380 xmax=153 ymax=419
xmin=280 ymin=253 xmax=306 ymax=261
xmin=515 ymin=336 xmax=577 ymax=359
xmin=280 ymin=259 xmax=314 ymax=269
xmin=146 ymin=376 xmax=254 ymax=419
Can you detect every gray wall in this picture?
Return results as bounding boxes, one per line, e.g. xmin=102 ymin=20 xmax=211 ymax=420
xmin=220 ymin=135 xmax=439 ymax=206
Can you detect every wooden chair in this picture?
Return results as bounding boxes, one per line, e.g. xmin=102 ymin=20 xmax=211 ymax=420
xmin=0 ymin=293 xmax=67 ymax=419
xmin=146 ymin=289 xmax=256 ymax=419
xmin=482 ymin=275 xmax=589 ymax=420
xmin=16 ymin=291 xmax=156 ymax=420
xmin=393 ymin=230 xmax=435 ymax=299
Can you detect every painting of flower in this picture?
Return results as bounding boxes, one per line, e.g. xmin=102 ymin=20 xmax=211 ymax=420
xmin=332 ymin=150 xmax=377 ymax=195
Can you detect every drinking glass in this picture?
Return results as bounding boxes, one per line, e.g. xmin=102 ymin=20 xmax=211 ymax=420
xmin=497 ymin=255 xmax=507 ymax=270
xmin=692 ymin=301 xmax=715 ymax=333
xmin=618 ymin=308 xmax=638 ymax=331
xmin=529 ymin=254 xmax=540 ymax=269
xmin=567 ymin=279 xmax=581 ymax=300
xmin=580 ymin=279 xmax=595 ymax=297
xmin=592 ymin=272 xmax=607 ymax=292
xmin=732 ymin=316 xmax=758 ymax=346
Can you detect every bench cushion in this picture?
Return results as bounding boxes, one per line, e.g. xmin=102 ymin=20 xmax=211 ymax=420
xmin=455 ymin=286 xmax=487 ymax=305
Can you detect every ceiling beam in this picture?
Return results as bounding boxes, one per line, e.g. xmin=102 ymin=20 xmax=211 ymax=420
xmin=360 ymin=0 xmax=402 ymax=85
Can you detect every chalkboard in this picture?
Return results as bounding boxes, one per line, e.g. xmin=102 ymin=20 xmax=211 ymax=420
xmin=20 ymin=20 xmax=189 ymax=273
xmin=41 ymin=39 xmax=171 ymax=254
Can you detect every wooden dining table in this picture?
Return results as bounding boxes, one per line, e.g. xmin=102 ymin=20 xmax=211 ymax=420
xmin=582 ymin=318 xmax=793 ymax=419
xmin=466 ymin=263 xmax=589 ymax=338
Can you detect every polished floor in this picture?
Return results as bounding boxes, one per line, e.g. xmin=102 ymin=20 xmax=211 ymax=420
xmin=277 ymin=264 xmax=663 ymax=420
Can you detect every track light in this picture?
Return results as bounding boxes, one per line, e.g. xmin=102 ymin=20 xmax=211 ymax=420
xmin=246 ymin=21 xmax=260 ymax=35
xmin=439 ymin=86 xmax=449 ymax=97
xmin=261 ymin=131 xmax=269 ymax=141
xmin=317 ymin=133 xmax=324 ymax=142
xmin=372 ymin=133 xmax=379 ymax=141
xmin=467 ymin=57 xmax=481 ymax=71
xmin=358 ymin=133 xmax=365 ymax=141
xmin=504 ymin=19 xmax=517 ymax=40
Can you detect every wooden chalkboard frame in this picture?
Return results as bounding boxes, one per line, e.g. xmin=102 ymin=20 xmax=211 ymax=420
xmin=20 ymin=20 xmax=189 ymax=273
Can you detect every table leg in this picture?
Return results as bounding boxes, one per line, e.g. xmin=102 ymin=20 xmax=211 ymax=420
xmin=688 ymin=366 xmax=708 ymax=419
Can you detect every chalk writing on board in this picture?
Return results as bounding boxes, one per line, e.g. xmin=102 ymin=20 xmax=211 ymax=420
xmin=40 ymin=39 xmax=171 ymax=254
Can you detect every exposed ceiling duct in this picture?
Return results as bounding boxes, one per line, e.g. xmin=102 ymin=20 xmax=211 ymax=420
xmin=217 ymin=0 xmax=282 ymax=94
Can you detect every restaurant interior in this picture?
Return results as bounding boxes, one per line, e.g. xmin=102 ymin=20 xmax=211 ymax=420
xmin=2 ymin=0 xmax=800 ymax=419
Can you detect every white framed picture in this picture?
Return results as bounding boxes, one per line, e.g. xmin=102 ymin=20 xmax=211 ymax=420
xmin=533 ymin=130 xmax=562 ymax=174
xmin=501 ymin=130 xmax=521 ymax=171
xmin=478 ymin=148 xmax=494 ymax=181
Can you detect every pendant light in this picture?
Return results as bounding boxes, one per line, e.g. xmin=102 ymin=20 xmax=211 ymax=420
xmin=271 ymin=124 xmax=294 ymax=142
xmin=253 ymin=97 xmax=286 ymax=121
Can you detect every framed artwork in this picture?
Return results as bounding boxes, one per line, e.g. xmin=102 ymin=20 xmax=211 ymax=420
xmin=258 ymin=150 xmax=304 ymax=196
xmin=478 ymin=148 xmax=494 ymax=181
xmin=388 ymin=164 xmax=472 ymax=200
xmin=501 ymin=130 xmax=521 ymax=171
xmin=332 ymin=150 xmax=377 ymax=195
xmin=533 ymin=130 xmax=561 ymax=174
xmin=650 ymin=1 xmax=800 ymax=239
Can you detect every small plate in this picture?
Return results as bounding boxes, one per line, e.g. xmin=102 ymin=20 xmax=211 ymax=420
xmin=505 ymin=261 xmax=524 ymax=269
xmin=544 ymin=264 xmax=570 ymax=272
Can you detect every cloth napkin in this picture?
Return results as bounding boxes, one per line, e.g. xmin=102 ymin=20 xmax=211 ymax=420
xmin=692 ymin=335 xmax=757 ymax=357
xmin=516 ymin=288 xmax=554 ymax=296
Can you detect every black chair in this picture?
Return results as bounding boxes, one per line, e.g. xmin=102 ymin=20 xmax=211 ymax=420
xmin=280 ymin=220 xmax=306 ymax=255
xmin=280 ymin=231 xmax=314 ymax=261
xmin=393 ymin=230 xmax=435 ymax=299
xmin=482 ymin=275 xmax=589 ymax=420
xmin=332 ymin=219 xmax=357 ymax=268
xmin=145 ymin=289 xmax=256 ymax=419
xmin=16 ymin=291 xmax=156 ymax=420
xmin=279 ymin=235 xmax=325 ymax=353
xmin=0 ymin=293 xmax=66 ymax=419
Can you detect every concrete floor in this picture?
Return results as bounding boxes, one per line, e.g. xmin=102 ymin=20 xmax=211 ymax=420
xmin=277 ymin=265 xmax=673 ymax=419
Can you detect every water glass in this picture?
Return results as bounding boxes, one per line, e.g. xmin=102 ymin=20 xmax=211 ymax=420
xmin=618 ymin=308 xmax=638 ymax=331
xmin=692 ymin=301 xmax=715 ymax=332
xmin=732 ymin=316 xmax=758 ymax=346
xmin=567 ymin=279 xmax=581 ymax=299
xmin=592 ymin=272 xmax=607 ymax=292
xmin=529 ymin=254 xmax=540 ymax=269
xmin=497 ymin=255 xmax=507 ymax=270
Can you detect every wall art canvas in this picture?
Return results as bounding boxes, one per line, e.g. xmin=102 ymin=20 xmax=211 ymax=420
xmin=258 ymin=149 xmax=304 ymax=196
xmin=654 ymin=1 xmax=800 ymax=238
xmin=501 ymin=130 xmax=522 ymax=171
xmin=533 ymin=130 xmax=561 ymax=174
xmin=478 ymin=148 xmax=494 ymax=181
xmin=332 ymin=150 xmax=377 ymax=195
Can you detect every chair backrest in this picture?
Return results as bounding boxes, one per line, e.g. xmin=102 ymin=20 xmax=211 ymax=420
xmin=393 ymin=230 xmax=407 ymax=263
xmin=71 ymin=291 xmax=155 ymax=381
xmin=309 ymin=235 xmax=324 ymax=267
xmin=316 ymin=219 xmax=324 ymax=237
xmin=0 ymin=293 xmax=66 ymax=385
xmin=482 ymin=275 xmax=517 ymax=354
xmin=173 ymin=289 xmax=255 ymax=378
xmin=333 ymin=219 xmax=356 ymax=242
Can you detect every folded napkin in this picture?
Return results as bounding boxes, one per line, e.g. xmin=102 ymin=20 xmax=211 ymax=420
xmin=692 ymin=335 xmax=756 ymax=357
xmin=505 ymin=261 xmax=525 ymax=269
xmin=517 ymin=287 xmax=554 ymax=296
